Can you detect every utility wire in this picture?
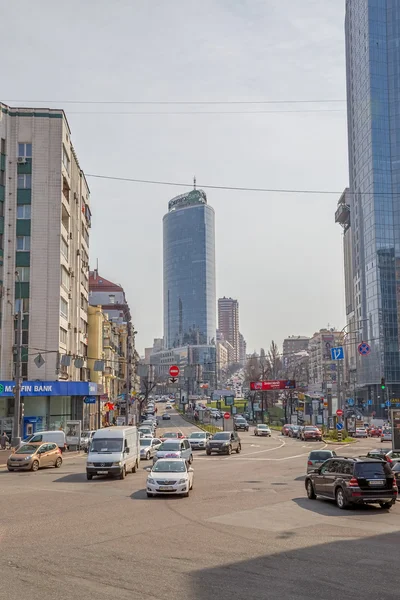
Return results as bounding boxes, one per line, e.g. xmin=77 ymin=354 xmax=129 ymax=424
xmin=6 ymin=98 xmax=346 ymax=105
xmin=64 ymin=108 xmax=344 ymax=115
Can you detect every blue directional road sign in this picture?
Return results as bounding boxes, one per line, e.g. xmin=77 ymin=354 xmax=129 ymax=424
xmin=336 ymin=422 xmax=344 ymax=430
xmin=347 ymin=398 xmax=354 ymax=406
xmin=386 ymin=401 xmax=391 ymax=407
xmin=367 ymin=399 xmax=372 ymax=405
xmin=331 ymin=347 xmax=344 ymax=360
xmin=358 ymin=341 xmax=371 ymax=356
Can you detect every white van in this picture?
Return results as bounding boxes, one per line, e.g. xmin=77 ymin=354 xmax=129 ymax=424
xmin=24 ymin=430 xmax=67 ymax=451
xmin=86 ymin=426 xmax=140 ymax=480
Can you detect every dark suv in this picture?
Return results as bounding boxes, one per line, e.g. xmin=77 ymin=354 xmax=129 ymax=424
xmin=206 ymin=431 xmax=241 ymax=455
xmin=305 ymin=457 xmax=397 ymax=509
xmin=234 ymin=418 xmax=249 ymax=432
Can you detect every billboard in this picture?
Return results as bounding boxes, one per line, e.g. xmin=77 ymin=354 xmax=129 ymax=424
xmin=250 ymin=380 xmax=296 ymax=391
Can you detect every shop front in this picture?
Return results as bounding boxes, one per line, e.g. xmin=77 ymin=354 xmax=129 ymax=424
xmin=0 ymin=381 xmax=102 ymax=438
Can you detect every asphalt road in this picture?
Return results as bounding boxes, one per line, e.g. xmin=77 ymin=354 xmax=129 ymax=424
xmin=1 ymin=409 xmax=399 ymax=600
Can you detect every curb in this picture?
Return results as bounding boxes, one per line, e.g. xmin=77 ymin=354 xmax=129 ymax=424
xmin=322 ymin=438 xmax=358 ymax=445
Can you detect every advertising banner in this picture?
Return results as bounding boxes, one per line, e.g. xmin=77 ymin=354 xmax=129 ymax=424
xmin=66 ymin=420 xmax=81 ymax=446
xmin=250 ymin=380 xmax=296 ymax=391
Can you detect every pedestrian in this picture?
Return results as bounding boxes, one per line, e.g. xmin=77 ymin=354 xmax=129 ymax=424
xmin=1 ymin=431 xmax=9 ymax=450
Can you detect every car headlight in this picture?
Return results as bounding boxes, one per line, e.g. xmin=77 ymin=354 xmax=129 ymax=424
xmin=178 ymin=478 xmax=187 ymax=484
xmin=24 ymin=456 xmax=32 ymax=460
xmin=148 ymin=478 xmax=155 ymax=485
xmin=112 ymin=462 xmax=122 ymax=467
xmin=86 ymin=462 xmax=94 ymax=467
xmin=222 ymin=442 xmax=229 ymax=446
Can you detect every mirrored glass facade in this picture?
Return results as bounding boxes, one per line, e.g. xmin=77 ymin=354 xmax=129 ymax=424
xmin=346 ymin=0 xmax=400 ymax=399
xmin=163 ymin=190 xmax=216 ymax=349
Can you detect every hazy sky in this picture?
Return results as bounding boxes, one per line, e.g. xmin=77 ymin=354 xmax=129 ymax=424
xmin=2 ymin=0 xmax=348 ymax=354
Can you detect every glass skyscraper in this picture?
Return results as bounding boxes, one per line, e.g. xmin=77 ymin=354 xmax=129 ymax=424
xmin=344 ymin=0 xmax=400 ymax=405
xmin=163 ymin=189 xmax=216 ymax=349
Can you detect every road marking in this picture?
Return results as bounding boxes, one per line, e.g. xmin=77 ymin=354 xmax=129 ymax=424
xmin=239 ymin=438 xmax=286 ymax=457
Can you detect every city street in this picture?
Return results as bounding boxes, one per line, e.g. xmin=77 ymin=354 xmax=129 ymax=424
xmin=1 ymin=411 xmax=400 ymax=600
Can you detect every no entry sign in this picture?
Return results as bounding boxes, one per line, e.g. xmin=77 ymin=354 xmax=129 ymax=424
xmin=169 ymin=365 xmax=180 ymax=377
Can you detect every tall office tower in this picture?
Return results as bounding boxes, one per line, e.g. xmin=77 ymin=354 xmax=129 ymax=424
xmin=163 ymin=188 xmax=216 ymax=349
xmin=338 ymin=1 xmax=400 ymax=406
xmin=218 ymin=297 xmax=240 ymax=362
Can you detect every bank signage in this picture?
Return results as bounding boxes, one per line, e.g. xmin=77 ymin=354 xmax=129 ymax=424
xmin=0 ymin=381 xmax=99 ymax=397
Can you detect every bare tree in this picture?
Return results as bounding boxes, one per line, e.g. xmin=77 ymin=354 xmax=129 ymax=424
xmin=244 ymin=354 xmax=262 ymax=384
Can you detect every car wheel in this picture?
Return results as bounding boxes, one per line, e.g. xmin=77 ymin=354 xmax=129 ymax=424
xmin=227 ymin=445 xmax=232 ymax=455
xmin=206 ymin=450 xmax=211 ymax=456
xmin=55 ymin=457 xmax=62 ymax=468
xmin=146 ymin=452 xmax=150 ymax=461
xmin=184 ymin=490 xmax=190 ymax=498
xmin=86 ymin=473 xmax=93 ymax=480
xmin=335 ymin=487 xmax=348 ymax=509
xmin=188 ymin=455 xmax=193 ymax=464
xmin=146 ymin=492 xmax=153 ymax=498
xmin=306 ymin=479 xmax=316 ymax=499
xmin=190 ymin=480 xmax=193 ymax=490
xmin=31 ymin=460 xmax=39 ymax=472
xmin=132 ymin=460 xmax=138 ymax=473
xmin=119 ymin=466 xmax=126 ymax=480
xmin=379 ymin=501 xmax=393 ymax=509
xmin=7 ymin=468 xmax=14 ymax=472
xmin=236 ymin=444 xmax=241 ymax=454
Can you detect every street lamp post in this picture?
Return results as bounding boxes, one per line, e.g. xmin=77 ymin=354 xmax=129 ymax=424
xmin=12 ymin=271 xmax=23 ymax=447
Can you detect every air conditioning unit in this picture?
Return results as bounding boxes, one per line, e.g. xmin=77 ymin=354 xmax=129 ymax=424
xmin=69 ymin=232 xmax=73 ymax=239
xmin=68 ymin=293 xmax=72 ymax=299
xmin=17 ymin=157 xmax=26 ymax=164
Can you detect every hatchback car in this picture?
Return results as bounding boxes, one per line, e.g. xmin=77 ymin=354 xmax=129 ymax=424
xmin=188 ymin=431 xmax=211 ymax=450
xmin=381 ymin=429 xmax=392 ymax=442
xmin=305 ymin=457 xmax=397 ymax=509
xmin=307 ymin=449 xmax=337 ymax=473
xmin=140 ymin=437 xmax=162 ymax=460
xmin=7 ymin=442 xmax=62 ymax=472
xmin=288 ymin=425 xmax=301 ymax=438
xmin=206 ymin=431 xmax=241 ymax=455
xmin=254 ymin=424 xmax=272 ymax=437
xmin=162 ymin=413 xmax=171 ymax=421
xmin=146 ymin=458 xmax=194 ymax=497
xmin=153 ymin=439 xmax=193 ymax=464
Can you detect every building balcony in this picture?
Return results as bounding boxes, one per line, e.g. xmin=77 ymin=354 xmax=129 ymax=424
xmin=335 ymin=202 xmax=350 ymax=229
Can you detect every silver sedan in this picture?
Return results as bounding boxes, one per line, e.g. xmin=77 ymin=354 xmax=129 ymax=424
xmin=140 ymin=438 xmax=162 ymax=460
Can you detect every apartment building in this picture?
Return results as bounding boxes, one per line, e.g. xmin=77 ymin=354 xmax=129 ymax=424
xmin=218 ymin=297 xmax=240 ymax=362
xmin=0 ymin=104 xmax=96 ymax=435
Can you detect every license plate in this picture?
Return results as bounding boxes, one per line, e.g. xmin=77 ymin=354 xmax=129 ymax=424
xmin=97 ymin=470 xmax=108 ymax=475
xmin=159 ymin=485 xmax=174 ymax=491
xmin=369 ymin=480 xmax=384 ymax=486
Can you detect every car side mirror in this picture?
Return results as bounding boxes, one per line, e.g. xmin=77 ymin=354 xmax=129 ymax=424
xmin=188 ymin=467 xmax=194 ymax=473
xmin=125 ymin=447 xmax=130 ymax=454
xmin=144 ymin=466 xmax=152 ymax=471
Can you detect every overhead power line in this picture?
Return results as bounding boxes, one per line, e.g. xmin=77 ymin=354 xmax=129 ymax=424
xmin=6 ymin=98 xmax=346 ymax=105
xmin=65 ymin=108 xmax=344 ymax=115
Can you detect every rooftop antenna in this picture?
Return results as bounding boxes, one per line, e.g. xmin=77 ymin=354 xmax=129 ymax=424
xmin=193 ymin=175 xmax=196 ymax=190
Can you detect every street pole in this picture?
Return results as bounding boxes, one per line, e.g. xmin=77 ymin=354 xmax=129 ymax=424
xmin=125 ymin=327 xmax=131 ymax=426
xmin=12 ymin=273 xmax=23 ymax=447
xmin=337 ymin=359 xmax=341 ymax=410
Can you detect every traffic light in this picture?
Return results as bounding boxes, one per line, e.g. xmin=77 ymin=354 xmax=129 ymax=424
xmin=381 ymin=377 xmax=386 ymax=390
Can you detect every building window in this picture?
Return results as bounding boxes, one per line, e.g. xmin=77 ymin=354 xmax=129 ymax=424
xmin=16 ymin=236 xmax=30 ymax=251
xmin=80 ymin=293 xmax=88 ymax=311
xmin=17 ymin=174 xmax=32 ymax=189
xmin=61 ymin=266 xmax=70 ymax=290
xmin=0 ymin=171 xmax=4 ymax=186
xmin=109 ymin=294 xmax=115 ymax=304
xmin=61 ymin=236 xmax=68 ymax=259
xmin=16 ymin=267 xmax=30 ymax=282
xmin=1 ymin=138 xmax=5 ymax=154
xmin=60 ymin=297 xmax=68 ymax=319
xmin=62 ymin=145 xmax=70 ymax=174
xmin=18 ymin=143 xmax=32 ymax=158
xmin=17 ymin=205 xmax=31 ymax=219
xmin=15 ymin=298 xmax=29 ymax=314
xmin=60 ymin=327 xmax=67 ymax=344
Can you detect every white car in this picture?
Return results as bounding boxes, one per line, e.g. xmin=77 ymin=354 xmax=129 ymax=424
xmin=188 ymin=431 xmax=211 ymax=450
xmin=139 ymin=427 xmax=153 ymax=439
xmin=381 ymin=430 xmax=392 ymax=442
xmin=354 ymin=428 xmax=368 ymax=438
xmin=254 ymin=424 xmax=271 ymax=437
xmin=146 ymin=458 xmax=194 ymax=497
xmin=165 ymin=403 xmax=172 ymax=409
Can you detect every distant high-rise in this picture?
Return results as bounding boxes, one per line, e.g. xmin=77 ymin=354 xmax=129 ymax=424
xmin=239 ymin=333 xmax=247 ymax=366
xmin=163 ymin=188 xmax=216 ymax=349
xmin=218 ymin=297 xmax=240 ymax=362
xmin=337 ymin=1 xmax=400 ymax=405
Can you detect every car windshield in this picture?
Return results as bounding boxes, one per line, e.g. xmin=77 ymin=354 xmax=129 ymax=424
xmin=163 ymin=432 xmax=178 ymax=438
xmin=355 ymin=462 xmax=391 ymax=477
xmin=212 ymin=433 xmax=230 ymax=440
xmin=159 ymin=442 xmax=180 ymax=451
xmin=309 ymin=451 xmax=332 ymax=461
xmin=152 ymin=461 xmax=186 ymax=473
xmin=90 ymin=439 xmax=123 ymax=453
xmin=392 ymin=463 xmax=400 ymax=472
xmin=189 ymin=433 xmax=205 ymax=439
xmin=81 ymin=431 xmax=90 ymax=437
xmin=139 ymin=428 xmax=152 ymax=434
xmin=258 ymin=425 xmax=268 ymax=429
xmin=305 ymin=427 xmax=318 ymax=431
xmin=140 ymin=439 xmax=151 ymax=446
xmin=236 ymin=419 xmax=246 ymax=423
xmin=390 ymin=452 xmax=400 ymax=459
xmin=15 ymin=444 xmax=38 ymax=454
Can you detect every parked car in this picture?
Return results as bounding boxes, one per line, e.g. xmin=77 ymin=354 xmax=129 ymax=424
xmin=234 ymin=418 xmax=249 ymax=432
xmin=206 ymin=431 xmax=241 ymax=455
xmin=381 ymin=429 xmax=392 ymax=443
xmin=307 ymin=449 xmax=337 ymax=473
xmin=281 ymin=424 xmax=292 ymax=436
xmin=153 ymin=439 xmax=193 ymax=464
xmin=7 ymin=442 xmax=62 ymax=472
xmin=19 ymin=430 xmax=67 ymax=452
xmin=254 ymin=424 xmax=271 ymax=437
xmin=301 ymin=426 xmax=322 ymax=442
xmin=146 ymin=458 xmax=194 ymax=498
xmin=288 ymin=425 xmax=301 ymax=438
xmin=305 ymin=457 xmax=397 ymax=509
xmin=140 ymin=437 xmax=162 ymax=460
xmin=188 ymin=431 xmax=211 ymax=449
xmin=392 ymin=462 xmax=400 ymax=486
xmin=354 ymin=428 xmax=368 ymax=438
